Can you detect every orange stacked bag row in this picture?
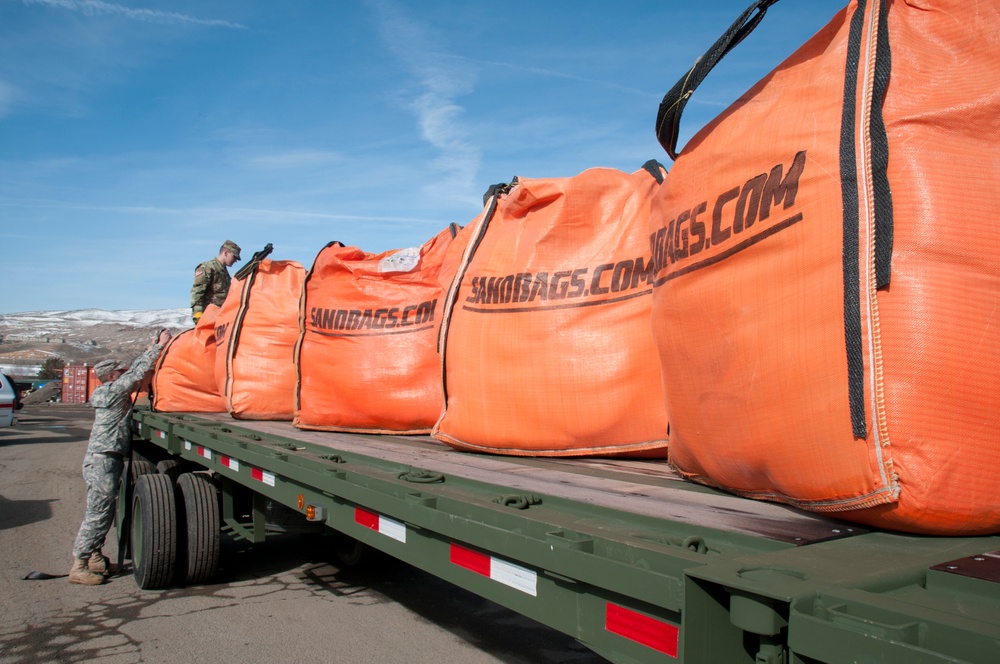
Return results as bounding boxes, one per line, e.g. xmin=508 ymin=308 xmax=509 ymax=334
xmin=153 ymin=160 xmax=670 ymax=459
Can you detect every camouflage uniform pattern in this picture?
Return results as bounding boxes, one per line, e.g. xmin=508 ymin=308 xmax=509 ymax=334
xmin=72 ymin=345 xmax=162 ymax=559
xmin=190 ymin=257 xmax=232 ymax=315
xmin=72 ymin=453 xmax=124 ymax=559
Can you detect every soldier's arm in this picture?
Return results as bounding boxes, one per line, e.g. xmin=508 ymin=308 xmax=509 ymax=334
xmin=190 ymin=264 xmax=209 ymax=314
xmin=89 ymin=344 xmax=165 ymax=408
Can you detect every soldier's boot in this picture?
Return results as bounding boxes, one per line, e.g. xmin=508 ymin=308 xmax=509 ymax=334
xmin=69 ymin=556 xmax=106 ymax=585
xmin=88 ymin=550 xmax=113 ymax=576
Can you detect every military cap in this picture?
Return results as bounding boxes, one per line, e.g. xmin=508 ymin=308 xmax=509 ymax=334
xmin=93 ymin=359 xmax=122 ymax=379
xmin=222 ymin=240 xmax=242 ymax=261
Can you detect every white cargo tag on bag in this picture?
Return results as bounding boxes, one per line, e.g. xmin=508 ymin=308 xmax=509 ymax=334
xmin=378 ymin=246 xmax=420 ymax=273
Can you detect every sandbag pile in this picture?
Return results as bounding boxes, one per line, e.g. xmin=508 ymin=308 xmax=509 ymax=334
xmin=294 ymin=224 xmax=462 ymax=434
xmin=650 ymin=0 xmax=1000 ymax=534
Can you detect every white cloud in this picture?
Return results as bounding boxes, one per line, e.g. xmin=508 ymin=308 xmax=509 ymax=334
xmin=365 ymin=0 xmax=481 ymax=203
xmin=0 ymin=196 xmax=446 ymax=227
xmin=445 ymin=54 xmax=660 ymax=101
xmin=246 ymin=150 xmax=345 ymax=169
xmin=0 ymin=80 xmax=21 ymax=118
xmin=20 ymin=0 xmax=248 ymax=29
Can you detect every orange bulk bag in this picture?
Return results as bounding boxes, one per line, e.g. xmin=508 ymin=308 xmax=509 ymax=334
xmin=214 ymin=258 xmax=305 ymax=420
xmin=434 ymin=164 xmax=670 ymax=457
xmin=152 ymin=305 xmax=225 ymax=412
xmin=295 ymin=225 xmax=462 ymax=434
xmin=650 ymin=0 xmax=1000 ymax=534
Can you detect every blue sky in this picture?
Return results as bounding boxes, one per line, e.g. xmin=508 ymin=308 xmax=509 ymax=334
xmin=0 ymin=0 xmax=847 ymax=313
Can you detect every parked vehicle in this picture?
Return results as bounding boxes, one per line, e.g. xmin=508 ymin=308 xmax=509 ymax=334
xmin=0 ymin=373 xmax=21 ymax=427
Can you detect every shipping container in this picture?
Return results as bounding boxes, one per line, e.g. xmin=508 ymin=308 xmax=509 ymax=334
xmin=61 ymin=365 xmax=100 ymax=404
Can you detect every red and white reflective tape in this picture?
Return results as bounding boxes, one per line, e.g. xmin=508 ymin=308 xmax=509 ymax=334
xmin=605 ymin=603 xmax=679 ymax=657
xmin=449 ymin=543 xmax=537 ymax=597
xmin=219 ymin=455 xmax=240 ymax=472
xmin=184 ymin=440 xmax=212 ymax=460
xmin=156 ymin=430 xmax=167 ymax=439
xmin=251 ymin=467 xmax=276 ymax=487
xmin=354 ymin=507 xmax=406 ymax=543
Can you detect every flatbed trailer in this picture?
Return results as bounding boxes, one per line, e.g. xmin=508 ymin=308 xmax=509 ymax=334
xmin=123 ymin=409 xmax=1000 ymax=664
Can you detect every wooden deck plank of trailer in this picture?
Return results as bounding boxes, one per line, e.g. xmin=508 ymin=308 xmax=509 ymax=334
xmin=178 ymin=413 xmax=863 ymax=545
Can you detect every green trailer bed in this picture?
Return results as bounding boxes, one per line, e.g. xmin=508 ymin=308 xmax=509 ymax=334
xmin=125 ymin=409 xmax=1000 ymax=664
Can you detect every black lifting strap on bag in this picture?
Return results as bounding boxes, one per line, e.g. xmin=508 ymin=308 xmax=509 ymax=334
xmin=655 ymin=0 xmax=781 ymax=160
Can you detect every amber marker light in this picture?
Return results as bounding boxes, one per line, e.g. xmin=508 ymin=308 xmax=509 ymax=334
xmin=305 ymin=504 xmax=326 ymax=521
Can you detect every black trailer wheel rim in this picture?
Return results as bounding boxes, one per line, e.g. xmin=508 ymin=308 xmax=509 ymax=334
xmin=116 ymin=456 xmax=157 ymax=567
xmin=130 ymin=491 xmax=144 ymax=576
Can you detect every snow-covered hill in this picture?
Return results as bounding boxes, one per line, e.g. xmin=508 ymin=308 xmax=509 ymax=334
xmin=0 ymin=309 xmax=192 ymax=375
xmin=1 ymin=308 xmax=191 ymax=332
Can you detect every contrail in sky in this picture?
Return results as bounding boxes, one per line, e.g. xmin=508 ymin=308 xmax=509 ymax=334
xmin=21 ymin=0 xmax=248 ymax=29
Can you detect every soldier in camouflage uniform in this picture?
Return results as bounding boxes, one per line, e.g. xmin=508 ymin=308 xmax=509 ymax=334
xmin=190 ymin=240 xmax=241 ymax=323
xmin=69 ymin=330 xmax=172 ymax=585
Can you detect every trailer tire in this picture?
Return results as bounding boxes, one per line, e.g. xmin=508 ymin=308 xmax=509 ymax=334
xmin=156 ymin=459 xmax=183 ymax=484
xmin=131 ymin=473 xmax=177 ymax=590
xmin=131 ymin=459 xmax=156 ymax=481
xmin=115 ymin=458 xmax=158 ymax=560
xmin=334 ymin=533 xmax=368 ymax=568
xmin=175 ymin=472 xmax=220 ymax=585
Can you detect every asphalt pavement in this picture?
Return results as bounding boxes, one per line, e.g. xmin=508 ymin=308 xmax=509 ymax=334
xmin=0 ymin=404 xmax=607 ymax=664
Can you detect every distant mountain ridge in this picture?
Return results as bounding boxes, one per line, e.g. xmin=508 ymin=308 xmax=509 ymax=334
xmin=0 ymin=309 xmax=192 ymax=375
xmin=1 ymin=308 xmax=191 ymax=328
